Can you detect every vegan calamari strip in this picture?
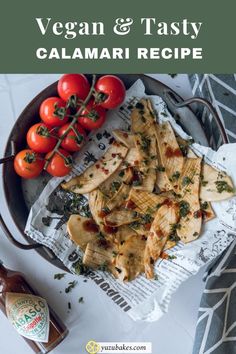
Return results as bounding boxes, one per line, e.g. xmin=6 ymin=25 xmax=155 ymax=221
xmin=112 ymin=130 xmax=135 ymax=148
xmin=83 ymin=241 xmax=118 ymax=277
xmin=155 ymin=122 xmax=184 ymax=189
xmin=177 ymin=158 xmax=202 ymax=243
xmin=106 ymin=183 xmax=131 ymax=211
xmin=127 ymin=188 xmax=174 ymax=214
xmin=200 ymin=163 xmax=235 ymax=201
xmin=104 ymin=208 xmax=140 ymax=227
xmin=115 ymin=235 xmax=146 ymax=282
xmin=144 ymin=203 xmax=179 ymax=279
xmin=131 ymin=99 xmax=156 ymax=134
xmin=67 ymin=215 xmax=98 ymax=251
xmin=61 ymin=141 xmax=128 ymax=193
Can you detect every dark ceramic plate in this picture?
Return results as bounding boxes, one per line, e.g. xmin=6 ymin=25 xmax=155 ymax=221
xmin=2 ymin=74 xmax=226 ymax=271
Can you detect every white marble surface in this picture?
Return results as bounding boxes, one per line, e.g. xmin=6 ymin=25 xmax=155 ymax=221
xmin=0 ymin=74 xmax=206 ymax=354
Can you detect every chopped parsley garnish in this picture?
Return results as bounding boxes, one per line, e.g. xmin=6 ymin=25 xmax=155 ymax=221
xmin=132 ymin=179 xmax=142 ymax=187
xmin=101 ymin=206 xmax=110 ymax=214
xmin=140 ymin=134 xmax=151 ymax=152
xmin=215 ymin=180 xmax=234 ymax=193
xmin=129 ymin=221 xmax=141 ymax=229
xmin=111 ymin=181 xmax=121 ymax=193
xmin=200 ymin=201 xmax=209 ymax=210
xmin=78 ymin=297 xmax=84 ymax=304
xmin=179 ymin=200 xmax=190 ymax=218
xmin=170 ymin=223 xmax=181 ymax=233
xmin=72 ymin=259 xmax=89 ymax=276
xmin=169 ymin=233 xmax=180 ymax=242
xmin=65 ymin=281 xmax=78 ymax=293
xmin=142 ymin=213 xmax=153 ymax=224
xmin=99 ymin=262 xmax=108 ymax=272
xmin=170 ymin=171 xmax=180 ymax=181
xmin=68 ymin=302 xmax=71 ymax=310
xmin=161 ymin=111 xmax=168 ymax=117
xmin=182 ymin=176 xmax=192 ymax=187
xmin=119 ymin=170 xmax=125 ymax=178
xmin=54 ymin=273 xmax=66 ymax=280
xmin=157 ymin=166 xmax=165 ymax=172
xmin=168 ymin=255 xmax=177 ymax=260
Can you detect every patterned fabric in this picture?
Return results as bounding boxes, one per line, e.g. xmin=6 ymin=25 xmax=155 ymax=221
xmin=190 ymin=74 xmax=236 ymax=354
xmin=192 ymin=241 xmax=236 ymax=354
xmin=189 ymin=74 xmax=236 ymax=150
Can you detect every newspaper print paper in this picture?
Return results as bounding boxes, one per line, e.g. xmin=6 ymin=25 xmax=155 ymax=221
xmin=25 ymin=80 xmax=236 ymax=321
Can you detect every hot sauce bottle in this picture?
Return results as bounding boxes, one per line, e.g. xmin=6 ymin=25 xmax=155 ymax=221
xmin=0 ymin=262 xmax=68 ymax=353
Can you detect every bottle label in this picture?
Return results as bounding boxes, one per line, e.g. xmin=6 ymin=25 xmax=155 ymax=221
xmin=6 ymin=293 xmax=50 ymax=343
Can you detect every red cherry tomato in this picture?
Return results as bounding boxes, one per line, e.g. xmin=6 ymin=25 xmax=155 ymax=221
xmin=95 ymin=75 xmax=126 ymax=109
xmin=77 ymin=99 xmax=106 ymax=130
xmin=14 ymin=149 xmax=44 ymax=179
xmin=40 ymin=97 xmax=70 ymax=127
xmin=58 ymin=123 xmax=86 ymax=152
xmin=27 ymin=123 xmax=57 ymax=153
xmin=45 ymin=148 xmax=72 ymax=177
xmin=57 ymin=74 xmax=90 ymax=102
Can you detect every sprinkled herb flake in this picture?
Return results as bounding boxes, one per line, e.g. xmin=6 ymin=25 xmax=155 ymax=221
xmin=129 ymin=221 xmax=141 ymax=229
xmin=78 ymin=297 xmax=84 ymax=304
xmin=200 ymin=201 xmax=209 ymax=210
xmin=169 ymin=233 xmax=181 ymax=242
xmin=170 ymin=171 xmax=180 ymax=181
xmin=182 ymin=176 xmax=192 ymax=187
xmin=65 ymin=281 xmax=78 ymax=293
xmin=157 ymin=166 xmax=165 ymax=172
xmin=111 ymin=181 xmax=121 ymax=193
xmin=132 ymin=179 xmax=142 ymax=187
xmin=168 ymin=255 xmax=177 ymax=260
xmin=68 ymin=302 xmax=71 ymax=310
xmin=179 ymin=200 xmax=190 ymax=218
xmin=215 ymin=180 xmax=234 ymax=193
xmin=119 ymin=170 xmax=125 ymax=178
xmin=54 ymin=273 xmax=66 ymax=280
xmin=99 ymin=262 xmax=108 ymax=272
xmin=140 ymin=134 xmax=151 ymax=152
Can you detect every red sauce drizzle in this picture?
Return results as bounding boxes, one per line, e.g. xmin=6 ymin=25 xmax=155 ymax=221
xmin=165 ymin=147 xmax=182 ymax=158
xmin=125 ymin=200 xmax=137 ymax=209
xmin=156 ymin=229 xmax=163 ymax=238
xmin=160 ymin=252 xmax=169 ymax=259
xmin=194 ymin=210 xmax=202 ymax=218
xmin=144 ymin=223 xmax=151 ymax=231
xmin=103 ymin=225 xmax=118 ymax=234
xmin=83 ymin=220 xmax=99 ymax=233
xmin=98 ymin=209 xmax=110 ymax=218
xmin=162 ymin=198 xmax=173 ymax=207
xmin=101 ymin=168 xmax=109 ymax=175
